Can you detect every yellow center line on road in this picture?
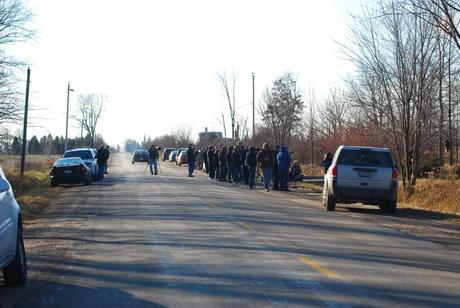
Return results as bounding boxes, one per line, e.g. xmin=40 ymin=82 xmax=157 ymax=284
xmin=239 ymin=222 xmax=252 ymax=230
xmin=298 ymin=256 xmax=339 ymax=279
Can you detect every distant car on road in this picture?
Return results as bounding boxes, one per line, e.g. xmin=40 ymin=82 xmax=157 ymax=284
xmin=162 ymin=148 xmax=176 ymax=161
xmin=50 ymin=157 xmax=92 ymax=187
xmin=169 ymin=151 xmax=178 ymax=162
xmin=63 ymin=148 xmax=98 ymax=180
xmin=132 ymin=150 xmax=149 ymax=164
xmin=322 ymin=146 xmax=398 ymax=213
xmin=0 ymin=166 xmax=27 ymax=286
xmin=176 ymin=150 xmax=187 ymax=166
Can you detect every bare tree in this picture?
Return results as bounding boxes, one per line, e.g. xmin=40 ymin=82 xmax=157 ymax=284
xmin=217 ymin=71 xmax=238 ymax=141
xmin=409 ymin=0 xmax=460 ymax=51
xmin=342 ymin=0 xmax=439 ymax=191
xmin=0 ymin=0 xmax=33 ymax=126
xmin=259 ymin=72 xmax=304 ymax=145
xmin=77 ymin=94 xmax=105 ymax=147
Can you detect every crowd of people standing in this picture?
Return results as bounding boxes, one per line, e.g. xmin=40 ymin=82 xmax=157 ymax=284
xmin=189 ymin=142 xmax=301 ymax=192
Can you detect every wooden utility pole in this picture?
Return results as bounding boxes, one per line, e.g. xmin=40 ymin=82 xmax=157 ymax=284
xmin=20 ymin=68 xmax=31 ymax=178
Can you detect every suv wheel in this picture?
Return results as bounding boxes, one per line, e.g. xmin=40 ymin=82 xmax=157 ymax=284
xmin=50 ymin=179 xmax=58 ymax=187
xmin=326 ymin=192 xmax=336 ymax=211
xmin=381 ymin=200 xmax=397 ymax=214
xmin=3 ymin=223 xmax=27 ymax=286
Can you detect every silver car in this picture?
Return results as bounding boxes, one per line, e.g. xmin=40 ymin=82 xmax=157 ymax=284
xmin=323 ymin=146 xmax=398 ymax=213
xmin=0 ymin=166 xmax=27 ymax=285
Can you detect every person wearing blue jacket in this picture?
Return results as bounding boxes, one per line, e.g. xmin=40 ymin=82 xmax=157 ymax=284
xmin=277 ymin=145 xmax=292 ymax=191
xmin=245 ymin=146 xmax=257 ymax=189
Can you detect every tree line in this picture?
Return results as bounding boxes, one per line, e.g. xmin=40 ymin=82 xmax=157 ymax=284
xmin=0 ymin=132 xmax=106 ymax=155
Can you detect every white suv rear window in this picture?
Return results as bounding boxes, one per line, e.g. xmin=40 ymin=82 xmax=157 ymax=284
xmin=338 ymin=149 xmax=394 ymax=168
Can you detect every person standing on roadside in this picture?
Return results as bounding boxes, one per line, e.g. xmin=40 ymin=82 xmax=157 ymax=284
xmin=202 ymin=147 xmax=208 ymax=174
xmin=242 ymin=145 xmax=249 ymax=185
xmin=219 ymin=146 xmax=227 ymax=181
xmin=226 ymin=146 xmax=234 ymax=183
xmin=232 ymin=146 xmax=242 ymax=183
xmin=257 ymin=143 xmax=274 ymax=192
xmin=272 ymin=145 xmax=280 ymax=190
xmin=215 ymin=147 xmax=220 ymax=180
xmin=187 ymin=143 xmax=196 ymax=177
xmin=321 ymin=152 xmax=333 ymax=174
xmin=103 ymin=145 xmax=110 ymax=174
xmin=148 ymin=144 xmax=159 ymax=175
xmin=208 ymin=146 xmax=216 ymax=179
xmin=277 ymin=145 xmax=292 ymax=191
xmin=246 ymin=146 xmax=257 ymax=189
xmin=96 ymin=145 xmax=108 ymax=180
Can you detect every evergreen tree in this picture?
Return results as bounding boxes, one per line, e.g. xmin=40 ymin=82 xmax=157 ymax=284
xmin=11 ymin=137 xmax=21 ymax=155
xmin=28 ymin=135 xmax=41 ymax=154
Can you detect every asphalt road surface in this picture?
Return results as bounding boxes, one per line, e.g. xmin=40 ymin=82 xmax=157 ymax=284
xmin=1 ymin=153 xmax=460 ymax=307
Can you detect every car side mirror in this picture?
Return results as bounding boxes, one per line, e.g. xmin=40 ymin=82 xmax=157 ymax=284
xmin=0 ymin=177 xmax=10 ymax=193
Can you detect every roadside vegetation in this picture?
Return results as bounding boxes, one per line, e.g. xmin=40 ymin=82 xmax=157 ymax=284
xmin=1 ymin=155 xmax=57 ymax=217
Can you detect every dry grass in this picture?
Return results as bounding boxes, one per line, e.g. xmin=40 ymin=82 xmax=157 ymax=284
xmin=1 ymin=155 xmax=58 ymax=217
xmin=399 ymin=179 xmax=460 ymax=214
xmin=300 ymin=164 xmax=324 ymax=177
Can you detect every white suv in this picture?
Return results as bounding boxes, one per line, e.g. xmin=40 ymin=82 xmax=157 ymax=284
xmin=323 ymin=146 xmax=398 ymax=213
xmin=0 ymin=167 xmax=27 ymax=285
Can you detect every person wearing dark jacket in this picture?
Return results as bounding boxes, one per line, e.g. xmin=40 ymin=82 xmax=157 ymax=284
xmin=218 ymin=147 xmax=227 ymax=181
xmin=215 ymin=148 xmax=220 ymax=179
xmin=242 ymin=146 xmax=249 ymax=185
xmin=208 ymin=146 xmax=216 ymax=179
xmin=272 ymin=145 xmax=280 ymax=190
xmin=232 ymin=146 xmax=242 ymax=183
xmin=96 ymin=145 xmax=108 ymax=180
xmin=103 ymin=146 xmax=110 ymax=174
xmin=148 ymin=144 xmax=160 ymax=175
xmin=246 ymin=146 xmax=257 ymax=189
xmin=277 ymin=145 xmax=292 ymax=191
xmin=321 ymin=152 xmax=333 ymax=174
xmin=186 ymin=144 xmax=196 ymax=177
xmin=256 ymin=143 xmax=274 ymax=192
xmin=226 ymin=146 xmax=234 ymax=182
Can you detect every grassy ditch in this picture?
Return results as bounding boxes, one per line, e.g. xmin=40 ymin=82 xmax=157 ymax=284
xmin=399 ymin=179 xmax=460 ymax=214
xmin=1 ymin=155 xmax=57 ymax=217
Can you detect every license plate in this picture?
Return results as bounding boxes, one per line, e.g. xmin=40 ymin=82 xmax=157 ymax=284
xmin=358 ymin=171 xmax=371 ymax=178
xmin=64 ymin=170 xmax=72 ymax=174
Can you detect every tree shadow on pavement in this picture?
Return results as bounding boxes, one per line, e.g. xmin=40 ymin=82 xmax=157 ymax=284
xmin=345 ymin=206 xmax=460 ymax=221
xmin=0 ymin=280 xmax=166 ymax=308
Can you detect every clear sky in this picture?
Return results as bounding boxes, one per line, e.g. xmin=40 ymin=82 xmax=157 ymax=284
xmin=13 ymin=0 xmax=361 ymax=146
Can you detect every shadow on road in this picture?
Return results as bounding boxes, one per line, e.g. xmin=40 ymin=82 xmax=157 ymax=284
xmin=0 ymin=280 xmax=166 ymax=308
xmin=345 ymin=206 xmax=459 ymax=221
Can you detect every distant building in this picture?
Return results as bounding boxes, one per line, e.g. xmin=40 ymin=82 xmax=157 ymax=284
xmin=198 ymin=128 xmax=223 ymax=144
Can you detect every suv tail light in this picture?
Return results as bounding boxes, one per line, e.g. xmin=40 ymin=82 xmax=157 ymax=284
xmin=331 ymin=164 xmax=337 ymax=177
xmin=392 ymin=168 xmax=398 ymax=181
xmin=80 ymin=165 xmax=86 ymax=173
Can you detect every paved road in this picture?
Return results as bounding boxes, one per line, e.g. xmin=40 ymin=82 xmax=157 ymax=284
xmin=1 ymin=153 xmax=460 ymax=307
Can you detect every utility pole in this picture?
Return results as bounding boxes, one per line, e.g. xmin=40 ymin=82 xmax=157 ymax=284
xmin=252 ymin=72 xmax=255 ymax=139
xmin=20 ymin=68 xmax=31 ymax=178
xmin=64 ymin=82 xmax=74 ymax=152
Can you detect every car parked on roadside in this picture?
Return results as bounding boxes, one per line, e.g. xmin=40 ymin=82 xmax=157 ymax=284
xmin=322 ymin=146 xmax=398 ymax=213
xmin=169 ymin=150 xmax=178 ymax=162
xmin=132 ymin=150 xmax=149 ymax=164
xmin=0 ymin=166 xmax=27 ymax=286
xmin=63 ymin=148 xmax=98 ymax=180
xmin=162 ymin=148 xmax=176 ymax=161
xmin=176 ymin=150 xmax=187 ymax=166
xmin=50 ymin=157 xmax=92 ymax=187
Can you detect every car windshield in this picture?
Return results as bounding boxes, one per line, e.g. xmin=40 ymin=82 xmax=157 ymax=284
xmin=135 ymin=150 xmax=148 ymax=155
xmin=55 ymin=158 xmax=82 ymax=167
xmin=64 ymin=150 xmax=93 ymax=160
xmin=337 ymin=149 xmax=394 ymax=168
